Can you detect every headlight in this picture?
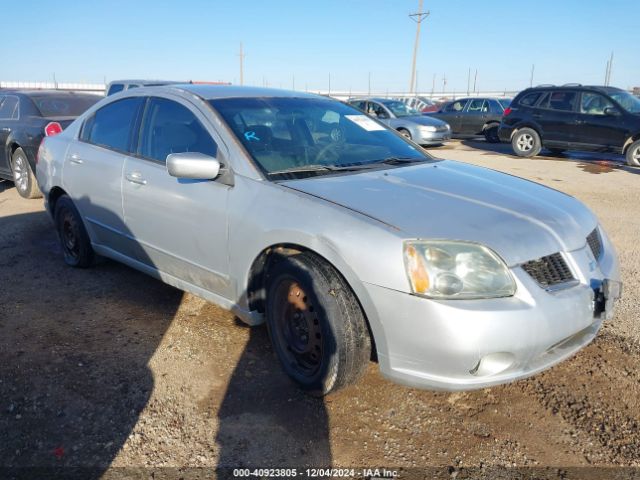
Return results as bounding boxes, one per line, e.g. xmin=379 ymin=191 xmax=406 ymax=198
xmin=418 ymin=125 xmax=437 ymax=133
xmin=403 ymin=240 xmax=516 ymax=299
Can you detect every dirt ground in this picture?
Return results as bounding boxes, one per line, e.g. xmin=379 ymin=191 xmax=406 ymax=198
xmin=1 ymin=140 xmax=639 ymax=480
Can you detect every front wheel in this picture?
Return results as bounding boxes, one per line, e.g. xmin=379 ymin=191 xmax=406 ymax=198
xmin=626 ymin=140 xmax=640 ymax=167
xmin=265 ymin=252 xmax=371 ymax=396
xmin=397 ymin=128 xmax=412 ymax=140
xmin=54 ymin=195 xmax=95 ymax=268
xmin=511 ymin=128 xmax=542 ymax=158
xmin=11 ymin=148 xmax=42 ymax=199
xmin=483 ymin=124 xmax=500 ymax=143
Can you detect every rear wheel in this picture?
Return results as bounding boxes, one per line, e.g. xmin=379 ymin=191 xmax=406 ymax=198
xmin=265 ymin=252 xmax=371 ymax=396
xmin=626 ymin=140 xmax=640 ymax=167
xmin=54 ymin=195 xmax=94 ymax=268
xmin=483 ymin=124 xmax=500 ymax=143
xmin=512 ymin=128 xmax=542 ymax=158
xmin=11 ymin=148 xmax=42 ymax=199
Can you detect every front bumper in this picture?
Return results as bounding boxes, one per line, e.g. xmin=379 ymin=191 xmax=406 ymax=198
xmin=366 ymin=239 xmax=621 ymax=391
xmin=417 ymin=129 xmax=451 ymax=146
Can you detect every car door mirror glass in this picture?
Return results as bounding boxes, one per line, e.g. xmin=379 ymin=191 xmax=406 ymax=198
xmin=166 ymin=152 xmax=221 ymax=180
xmin=603 ymin=106 xmax=620 ymax=116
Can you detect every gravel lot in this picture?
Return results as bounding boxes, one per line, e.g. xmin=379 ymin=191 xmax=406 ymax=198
xmin=1 ymin=140 xmax=639 ymax=479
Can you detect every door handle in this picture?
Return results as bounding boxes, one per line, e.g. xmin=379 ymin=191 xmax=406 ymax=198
xmin=126 ymin=172 xmax=147 ymax=185
xmin=1 ymin=127 xmax=10 ymax=132
xmin=69 ymin=154 xmax=83 ymax=164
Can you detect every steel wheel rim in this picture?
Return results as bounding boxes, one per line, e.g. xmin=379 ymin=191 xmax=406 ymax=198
xmin=517 ymin=134 xmax=534 ymax=151
xmin=400 ymin=130 xmax=411 ymax=139
xmin=633 ymin=146 xmax=640 ymax=161
xmin=61 ymin=209 xmax=80 ymax=260
xmin=13 ymin=156 xmax=28 ymax=192
xmin=273 ymin=279 xmax=323 ymax=377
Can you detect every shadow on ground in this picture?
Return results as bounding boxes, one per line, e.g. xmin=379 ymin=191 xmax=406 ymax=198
xmin=460 ymin=140 xmax=640 ymax=175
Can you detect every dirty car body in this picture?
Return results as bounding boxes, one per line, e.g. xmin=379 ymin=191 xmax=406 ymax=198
xmin=36 ymin=85 xmax=621 ymax=393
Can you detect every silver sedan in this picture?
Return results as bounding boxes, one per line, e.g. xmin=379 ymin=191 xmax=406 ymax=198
xmin=36 ymin=85 xmax=621 ymax=396
xmin=348 ymin=97 xmax=451 ymax=146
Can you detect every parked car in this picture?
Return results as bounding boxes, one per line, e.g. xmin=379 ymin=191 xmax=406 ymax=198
xmin=395 ymin=96 xmax=438 ymax=113
xmin=498 ymin=85 xmax=640 ymax=166
xmin=348 ymin=97 xmax=450 ymax=146
xmin=106 ymin=80 xmax=184 ymax=96
xmin=0 ymin=90 xmax=100 ymax=198
xmin=37 ymin=85 xmax=621 ymax=396
xmin=425 ymin=97 xmax=511 ymax=142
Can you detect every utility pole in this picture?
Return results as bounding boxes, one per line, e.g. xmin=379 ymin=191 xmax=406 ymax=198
xmin=605 ymin=51 xmax=614 ymax=86
xmin=467 ymin=68 xmax=470 ymax=95
xmin=530 ymin=64 xmax=535 ymax=88
xmin=473 ymin=69 xmax=478 ymax=93
xmin=442 ymin=74 xmax=447 ymax=95
xmin=409 ymin=0 xmax=430 ymax=94
xmin=431 ymin=73 xmax=436 ymax=97
xmin=238 ymin=42 xmax=246 ymax=86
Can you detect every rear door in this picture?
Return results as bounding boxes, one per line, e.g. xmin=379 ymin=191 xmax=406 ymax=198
xmin=122 ymin=95 xmax=232 ymax=297
xmin=64 ymin=96 xmax=145 ymax=254
xmin=0 ymin=95 xmax=20 ymax=174
xmin=535 ymin=90 xmax=579 ymax=144
xmin=575 ymin=91 xmax=626 ymax=149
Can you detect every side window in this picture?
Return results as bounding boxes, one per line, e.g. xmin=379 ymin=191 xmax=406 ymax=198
xmin=367 ymin=102 xmax=388 ymax=119
xmin=467 ymin=99 xmax=484 ymax=112
xmin=445 ymin=99 xmax=468 ymax=112
xmin=0 ymin=96 xmax=19 ymax=120
xmin=580 ymin=92 xmax=614 ymax=115
xmin=488 ymin=99 xmax=504 ymax=113
xmin=545 ymin=91 xmax=578 ymax=111
xmin=139 ymin=97 xmax=217 ymax=163
xmin=518 ymin=92 xmax=543 ymax=107
xmin=107 ymin=84 xmax=125 ymax=96
xmin=81 ymin=97 xmax=144 ymax=153
xmin=350 ymin=101 xmax=367 ymax=111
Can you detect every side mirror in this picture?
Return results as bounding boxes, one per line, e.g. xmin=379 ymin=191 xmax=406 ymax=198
xmin=166 ymin=152 xmax=221 ymax=179
xmin=604 ymin=107 xmax=620 ymax=116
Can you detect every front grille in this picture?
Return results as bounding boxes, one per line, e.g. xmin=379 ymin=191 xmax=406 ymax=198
xmin=587 ymin=228 xmax=603 ymax=260
xmin=522 ymin=253 xmax=575 ymax=288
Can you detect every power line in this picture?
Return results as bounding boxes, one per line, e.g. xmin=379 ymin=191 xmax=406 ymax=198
xmin=408 ymin=0 xmax=429 ymax=94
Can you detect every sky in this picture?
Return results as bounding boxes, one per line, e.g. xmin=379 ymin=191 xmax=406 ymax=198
xmin=1 ymin=0 xmax=638 ymax=93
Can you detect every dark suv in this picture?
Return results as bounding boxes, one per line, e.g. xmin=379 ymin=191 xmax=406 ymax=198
xmin=498 ymin=85 xmax=640 ymax=166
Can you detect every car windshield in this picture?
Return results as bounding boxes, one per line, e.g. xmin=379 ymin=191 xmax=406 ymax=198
xmin=30 ymin=94 xmax=100 ymax=117
xmin=610 ymin=90 xmax=640 ymax=114
xmin=209 ymin=96 xmax=432 ymax=179
xmin=498 ymin=98 xmax=512 ymax=109
xmin=380 ymin=100 xmax=421 ymax=117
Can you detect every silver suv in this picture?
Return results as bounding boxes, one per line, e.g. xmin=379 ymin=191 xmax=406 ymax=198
xmin=37 ymin=85 xmax=621 ymax=396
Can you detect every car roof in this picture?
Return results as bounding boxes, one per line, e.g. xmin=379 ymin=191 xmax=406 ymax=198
xmin=525 ymin=85 xmax=625 ymax=94
xmin=109 ymin=79 xmax=184 ymax=85
xmin=164 ymin=84 xmax=321 ymax=100
xmin=0 ymin=89 xmax=99 ymax=98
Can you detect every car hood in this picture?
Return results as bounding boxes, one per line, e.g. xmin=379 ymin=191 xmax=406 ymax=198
xmin=399 ymin=115 xmax=447 ymax=126
xmin=281 ymin=160 xmax=596 ymax=266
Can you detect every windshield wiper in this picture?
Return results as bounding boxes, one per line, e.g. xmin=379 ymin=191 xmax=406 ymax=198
xmin=267 ymin=164 xmax=367 ymax=176
xmin=370 ymin=156 xmax=426 ymax=165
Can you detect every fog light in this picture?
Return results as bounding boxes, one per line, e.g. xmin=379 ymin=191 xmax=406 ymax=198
xmin=469 ymin=352 xmax=515 ymax=377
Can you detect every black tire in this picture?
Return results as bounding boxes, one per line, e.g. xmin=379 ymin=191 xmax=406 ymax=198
xmin=397 ymin=128 xmax=412 ymax=140
xmin=547 ymin=148 xmax=566 ymax=155
xmin=11 ymin=148 xmax=42 ymax=199
xmin=625 ymin=140 xmax=640 ymax=167
xmin=265 ymin=252 xmax=371 ymax=396
xmin=54 ymin=195 xmax=94 ymax=268
xmin=483 ymin=124 xmax=500 ymax=143
xmin=511 ymin=128 xmax=542 ymax=158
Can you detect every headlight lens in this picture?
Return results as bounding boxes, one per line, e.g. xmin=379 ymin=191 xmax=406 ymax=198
xmin=418 ymin=125 xmax=437 ymax=133
xmin=403 ymin=240 xmax=516 ymax=299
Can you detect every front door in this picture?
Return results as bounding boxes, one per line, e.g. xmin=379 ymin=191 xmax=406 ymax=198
xmin=122 ymin=96 xmax=232 ymax=298
xmin=460 ymin=98 xmax=489 ymax=135
xmin=437 ymin=99 xmax=468 ymax=133
xmin=575 ymin=92 xmax=627 ymax=149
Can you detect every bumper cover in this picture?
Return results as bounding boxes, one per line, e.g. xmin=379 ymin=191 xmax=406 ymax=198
xmin=366 ymin=241 xmax=621 ymax=391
